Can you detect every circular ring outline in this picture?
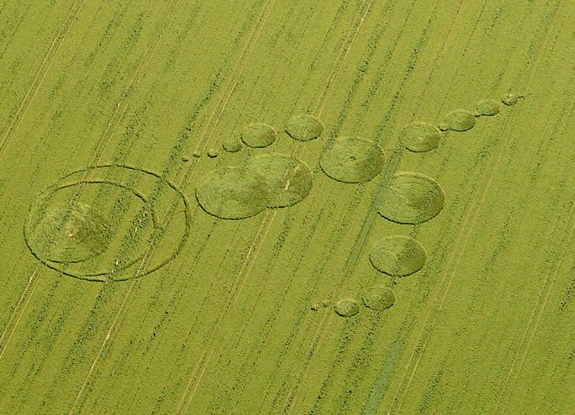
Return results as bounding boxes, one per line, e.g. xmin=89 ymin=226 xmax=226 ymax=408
xmin=24 ymin=165 xmax=191 ymax=282
xmin=25 ymin=179 xmax=160 ymax=273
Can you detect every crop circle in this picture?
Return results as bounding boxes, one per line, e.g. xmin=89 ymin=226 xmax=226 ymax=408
xmin=248 ymin=154 xmax=313 ymax=208
xmin=241 ymin=123 xmax=277 ymax=148
xmin=376 ymin=172 xmax=445 ymax=224
xmin=369 ymin=236 xmax=426 ymax=277
xmin=476 ymin=99 xmax=500 ymax=116
xmin=196 ymin=166 xmax=270 ymax=220
xmin=320 ymin=137 xmax=386 ymax=183
xmin=334 ymin=299 xmax=360 ymax=317
xmin=24 ymin=165 xmax=190 ymax=282
xmin=285 ymin=114 xmax=323 ymax=141
xmin=27 ymin=202 xmax=112 ymax=264
xmin=400 ymin=123 xmax=442 ymax=152
xmin=361 ymin=286 xmax=395 ymax=310
xmin=443 ymin=109 xmax=476 ymax=132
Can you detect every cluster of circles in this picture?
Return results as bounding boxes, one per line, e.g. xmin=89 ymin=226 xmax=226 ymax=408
xmin=331 ymin=93 xmax=522 ymax=317
xmin=195 ymin=115 xmax=324 ymax=219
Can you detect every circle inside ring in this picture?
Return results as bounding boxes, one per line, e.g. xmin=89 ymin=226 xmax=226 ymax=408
xmin=24 ymin=165 xmax=191 ymax=281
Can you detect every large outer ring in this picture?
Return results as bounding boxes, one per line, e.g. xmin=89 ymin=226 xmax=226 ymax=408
xmin=24 ymin=165 xmax=191 ymax=282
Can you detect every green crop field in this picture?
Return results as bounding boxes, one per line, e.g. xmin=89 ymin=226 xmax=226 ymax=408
xmin=1 ymin=0 xmax=574 ymax=414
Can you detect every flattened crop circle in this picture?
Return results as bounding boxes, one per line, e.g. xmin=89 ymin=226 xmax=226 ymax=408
xmin=320 ymin=137 xmax=386 ymax=183
xmin=334 ymin=299 xmax=360 ymax=317
xmin=443 ymin=109 xmax=476 ymax=132
xmin=247 ymin=154 xmax=313 ymax=208
xmin=362 ymin=286 xmax=395 ymax=310
xmin=376 ymin=172 xmax=445 ymax=224
xmin=195 ymin=165 xmax=270 ymax=220
xmin=285 ymin=114 xmax=323 ymax=142
xmin=241 ymin=124 xmax=277 ymax=148
xmin=400 ymin=123 xmax=442 ymax=152
xmin=369 ymin=236 xmax=426 ymax=277
xmin=24 ymin=165 xmax=191 ymax=282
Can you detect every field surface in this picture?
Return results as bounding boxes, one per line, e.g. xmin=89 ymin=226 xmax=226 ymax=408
xmin=1 ymin=1 xmax=574 ymax=414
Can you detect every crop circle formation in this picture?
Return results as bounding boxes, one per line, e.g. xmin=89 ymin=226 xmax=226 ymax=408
xmin=369 ymin=235 xmax=427 ymax=277
xmin=443 ymin=109 xmax=476 ymax=132
xmin=25 ymin=165 xmax=191 ymax=282
xmin=319 ymin=137 xmax=386 ymax=183
xmin=334 ymin=299 xmax=360 ymax=317
xmin=195 ymin=165 xmax=270 ymax=220
xmin=241 ymin=123 xmax=277 ymax=148
xmin=247 ymin=155 xmax=313 ymax=208
xmin=400 ymin=123 xmax=442 ymax=152
xmin=376 ymin=172 xmax=445 ymax=224
xmin=285 ymin=114 xmax=324 ymax=141
xmin=361 ymin=286 xmax=395 ymax=310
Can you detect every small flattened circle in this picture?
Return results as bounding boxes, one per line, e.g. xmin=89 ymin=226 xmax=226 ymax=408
xmin=248 ymin=154 xmax=313 ymax=208
xmin=369 ymin=236 xmax=426 ymax=277
xmin=361 ymin=286 xmax=395 ymax=310
xmin=195 ymin=166 xmax=270 ymax=220
xmin=502 ymin=93 xmax=522 ymax=106
xmin=476 ymin=99 xmax=500 ymax=116
xmin=320 ymin=137 xmax=386 ymax=183
xmin=444 ymin=109 xmax=476 ymax=132
xmin=334 ymin=299 xmax=360 ymax=317
xmin=285 ymin=114 xmax=323 ymax=141
xmin=376 ymin=172 xmax=445 ymax=224
xmin=241 ymin=123 xmax=277 ymax=148
xmin=400 ymin=123 xmax=442 ymax=152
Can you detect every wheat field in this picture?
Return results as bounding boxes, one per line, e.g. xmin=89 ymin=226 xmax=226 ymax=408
xmin=0 ymin=1 xmax=574 ymax=414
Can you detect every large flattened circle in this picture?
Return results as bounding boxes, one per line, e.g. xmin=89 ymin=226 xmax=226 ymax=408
xmin=320 ymin=137 xmax=386 ymax=183
xmin=248 ymin=154 xmax=313 ymax=208
xmin=369 ymin=236 xmax=427 ymax=277
xmin=376 ymin=172 xmax=445 ymax=224
xmin=195 ymin=166 xmax=270 ymax=220
xmin=24 ymin=165 xmax=191 ymax=282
